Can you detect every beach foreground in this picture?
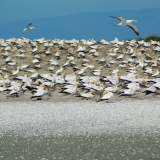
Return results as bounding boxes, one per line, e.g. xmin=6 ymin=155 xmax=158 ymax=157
xmin=1 ymin=99 xmax=160 ymax=159
xmin=1 ymin=99 xmax=160 ymax=135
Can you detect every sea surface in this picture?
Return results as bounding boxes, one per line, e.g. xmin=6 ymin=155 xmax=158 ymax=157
xmin=1 ymin=100 xmax=160 ymax=159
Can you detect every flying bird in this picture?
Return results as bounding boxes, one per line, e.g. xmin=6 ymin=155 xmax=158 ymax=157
xmin=23 ymin=23 xmax=36 ymax=32
xmin=109 ymin=16 xmax=139 ymax=36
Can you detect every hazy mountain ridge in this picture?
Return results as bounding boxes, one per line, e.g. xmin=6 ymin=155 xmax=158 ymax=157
xmin=0 ymin=8 xmax=160 ymax=41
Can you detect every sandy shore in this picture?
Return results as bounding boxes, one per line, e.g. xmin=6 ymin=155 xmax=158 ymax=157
xmin=0 ymin=38 xmax=160 ymax=103
xmin=0 ymin=86 xmax=160 ymax=102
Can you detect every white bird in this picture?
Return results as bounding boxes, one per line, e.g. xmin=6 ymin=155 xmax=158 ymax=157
xmin=20 ymin=64 xmax=29 ymax=70
xmin=9 ymin=87 xmax=20 ymax=96
xmin=30 ymin=72 xmax=39 ymax=79
xmin=0 ymin=78 xmax=5 ymax=85
xmin=61 ymin=84 xmax=78 ymax=94
xmin=4 ymin=78 xmax=11 ymax=85
xmin=97 ymin=90 xmax=114 ymax=103
xmin=76 ymin=91 xmax=94 ymax=99
xmin=4 ymin=72 xmax=9 ymax=79
xmin=121 ymin=87 xmax=136 ymax=96
xmin=55 ymin=74 xmax=65 ymax=84
xmin=34 ymin=64 xmax=41 ymax=69
xmin=65 ymin=72 xmax=77 ymax=82
xmin=23 ymin=23 xmax=36 ymax=32
xmin=9 ymin=81 xmax=21 ymax=90
xmin=16 ymin=53 xmax=26 ymax=58
xmin=0 ymin=85 xmax=7 ymax=92
xmin=45 ymin=48 xmax=51 ymax=55
xmin=11 ymin=67 xmax=20 ymax=75
xmin=126 ymin=82 xmax=140 ymax=91
xmin=77 ymin=46 xmax=86 ymax=52
xmin=1 ymin=51 xmax=9 ymax=57
xmin=7 ymin=60 xmax=17 ymax=66
xmin=92 ymin=68 xmax=101 ymax=76
xmin=49 ymin=59 xmax=58 ymax=66
xmin=56 ymin=66 xmax=64 ymax=75
xmin=145 ymin=86 xmax=157 ymax=95
xmin=21 ymin=74 xmax=32 ymax=84
xmin=4 ymin=46 xmax=11 ymax=51
xmin=6 ymin=56 xmax=12 ymax=63
xmin=55 ymin=51 xmax=60 ymax=59
xmin=32 ymin=46 xmax=38 ymax=53
xmin=63 ymin=60 xmax=71 ymax=67
xmin=32 ymin=59 xmax=39 ymax=64
xmin=48 ymin=66 xmax=54 ymax=71
xmin=30 ymin=84 xmax=48 ymax=99
xmin=110 ymin=16 xmax=139 ymax=35
xmin=152 ymin=69 xmax=159 ymax=77
xmin=153 ymin=82 xmax=160 ymax=89
xmin=105 ymin=85 xmax=119 ymax=93
xmin=77 ymin=67 xmax=87 ymax=75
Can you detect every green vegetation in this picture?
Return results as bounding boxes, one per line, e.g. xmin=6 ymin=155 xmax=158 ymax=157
xmin=144 ymin=35 xmax=160 ymax=42
xmin=136 ymin=35 xmax=160 ymax=42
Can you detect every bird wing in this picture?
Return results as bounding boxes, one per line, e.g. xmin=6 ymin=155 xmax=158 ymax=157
xmin=109 ymin=16 xmax=126 ymax=22
xmin=27 ymin=23 xmax=32 ymax=28
xmin=23 ymin=23 xmax=32 ymax=32
xmin=23 ymin=28 xmax=27 ymax=32
xmin=127 ymin=23 xmax=139 ymax=35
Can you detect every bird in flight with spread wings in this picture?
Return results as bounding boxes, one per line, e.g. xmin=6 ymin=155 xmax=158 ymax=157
xmin=109 ymin=16 xmax=139 ymax=36
xmin=23 ymin=23 xmax=36 ymax=32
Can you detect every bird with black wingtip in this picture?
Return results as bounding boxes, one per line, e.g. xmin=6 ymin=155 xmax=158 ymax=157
xmin=109 ymin=16 xmax=139 ymax=36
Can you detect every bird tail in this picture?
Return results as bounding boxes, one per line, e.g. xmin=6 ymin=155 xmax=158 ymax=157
xmin=96 ymin=99 xmax=102 ymax=103
xmin=75 ymin=95 xmax=82 ymax=97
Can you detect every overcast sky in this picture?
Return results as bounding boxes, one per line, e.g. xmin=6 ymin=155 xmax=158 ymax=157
xmin=0 ymin=0 xmax=160 ymax=23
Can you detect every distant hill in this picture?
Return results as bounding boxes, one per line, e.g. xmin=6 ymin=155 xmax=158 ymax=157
xmin=0 ymin=8 xmax=160 ymax=41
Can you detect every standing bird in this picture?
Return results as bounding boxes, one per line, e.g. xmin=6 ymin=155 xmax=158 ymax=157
xmin=30 ymin=84 xmax=48 ymax=100
xmin=109 ymin=16 xmax=139 ymax=35
xmin=96 ymin=90 xmax=114 ymax=103
xmin=23 ymin=23 xmax=36 ymax=32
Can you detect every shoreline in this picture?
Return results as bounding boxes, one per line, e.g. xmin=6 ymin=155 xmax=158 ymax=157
xmin=0 ymin=89 xmax=160 ymax=102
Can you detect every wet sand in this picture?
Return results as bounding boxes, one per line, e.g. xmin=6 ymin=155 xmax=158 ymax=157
xmin=1 ymin=99 xmax=160 ymax=136
xmin=1 ymin=92 xmax=160 ymax=159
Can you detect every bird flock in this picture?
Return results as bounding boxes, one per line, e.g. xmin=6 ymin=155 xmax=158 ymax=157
xmin=0 ymin=37 xmax=160 ymax=102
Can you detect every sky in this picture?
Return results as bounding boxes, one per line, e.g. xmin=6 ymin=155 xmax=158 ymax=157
xmin=1 ymin=0 xmax=160 ymax=23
